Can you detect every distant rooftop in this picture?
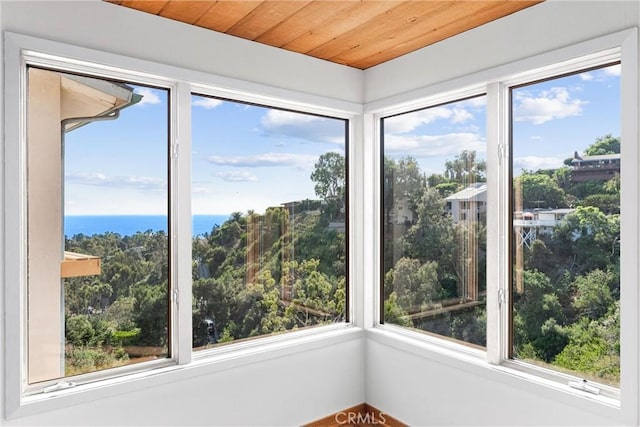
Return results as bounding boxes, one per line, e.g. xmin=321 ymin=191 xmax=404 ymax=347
xmin=445 ymin=183 xmax=487 ymax=201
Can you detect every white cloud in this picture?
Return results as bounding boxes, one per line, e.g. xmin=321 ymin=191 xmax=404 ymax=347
xmin=604 ymin=64 xmax=621 ymax=77
xmin=214 ymin=170 xmax=258 ymax=182
xmin=579 ymin=72 xmax=594 ymax=81
xmin=384 ymin=103 xmax=479 ymax=134
xmin=513 ymin=87 xmax=586 ymax=125
xmin=531 ymin=136 xmax=543 ymax=140
xmin=208 ymin=152 xmax=317 ymax=169
xmin=384 ymin=107 xmax=453 ymax=134
xmin=192 ymin=97 xmax=223 ymax=109
xmin=451 ymin=107 xmax=473 ymax=123
xmin=513 ymin=155 xmax=567 ymax=172
xmin=385 ymin=132 xmax=486 ymax=158
xmin=260 ymin=110 xmax=345 ymax=144
xmin=192 ymin=186 xmax=210 ymax=194
xmin=134 ymin=88 xmax=162 ymax=106
xmin=262 ymin=110 xmax=320 ymax=127
xmin=66 ymin=172 xmax=166 ymax=190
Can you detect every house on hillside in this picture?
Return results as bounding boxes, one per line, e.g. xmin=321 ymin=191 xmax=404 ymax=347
xmin=445 ymin=183 xmax=487 ymax=223
xmin=570 ymin=151 xmax=620 ymax=182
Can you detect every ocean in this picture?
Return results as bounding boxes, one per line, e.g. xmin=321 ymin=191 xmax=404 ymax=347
xmin=64 ymin=215 xmax=231 ymax=237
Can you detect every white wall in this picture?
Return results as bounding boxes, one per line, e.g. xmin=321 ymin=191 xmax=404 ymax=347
xmin=364 ymin=1 xmax=639 ymax=426
xmin=366 ymin=334 xmax=625 ymax=426
xmin=6 ymin=336 xmax=364 ymax=426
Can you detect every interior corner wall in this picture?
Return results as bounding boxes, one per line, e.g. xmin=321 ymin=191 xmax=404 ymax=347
xmin=363 ymin=1 xmax=639 ymax=426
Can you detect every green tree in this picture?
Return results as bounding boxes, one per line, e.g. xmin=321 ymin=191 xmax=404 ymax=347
xmin=444 ymin=150 xmax=486 ymax=184
xmin=311 ymin=152 xmax=345 ymax=200
xmin=584 ymin=134 xmax=620 ymax=155
xmin=515 ymin=172 xmax=567 ymax=209
xmin=573 ymin=270 xmax=615 ymax=320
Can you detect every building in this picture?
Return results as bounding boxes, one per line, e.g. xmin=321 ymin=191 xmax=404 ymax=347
xmin=514 ymin=208 xmax=575 ymax=248
xmin=445 ymin=183 xmax=487 ymax=223
xmin=1 ymin=2 xmax=638 ymax=427
xmin=571 ymin=151 xmax=621 ymax=182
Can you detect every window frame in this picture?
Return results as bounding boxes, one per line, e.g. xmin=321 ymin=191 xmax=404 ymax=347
xmin=369 ymin=28 xmax=638 ymax=419
xmin=3 ymin=32 xmax=360 ymax=419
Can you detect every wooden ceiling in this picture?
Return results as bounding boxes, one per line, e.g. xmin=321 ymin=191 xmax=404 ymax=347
xmin=107 ymin=1 xmax=542 ymax=69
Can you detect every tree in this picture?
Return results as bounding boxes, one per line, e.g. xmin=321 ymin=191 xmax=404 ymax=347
xmin=584 ymin=134 xmax=620 ymax=155
xmin=310 ymin=152 xmax=345 ymax=200
xmin=385 ymin=257 xmax=441 ymax=313
xmin=573 ymin=270 xmax=615 ymax=320
xmin=444 ymin=150 xmax=486 ymax=184
xmin=515 ymin=172 xmax=567 ymax=209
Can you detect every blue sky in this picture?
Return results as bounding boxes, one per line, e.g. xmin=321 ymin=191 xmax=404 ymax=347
xmin=64 ymin=63 xmax=619 ymax=215
xmin=64 ymin=89 xmax=346 ymax=215
xmin=383 ymin=63 xmax=620 ymax=178
xmin=191 ymin=96 xmax=346 ymax=215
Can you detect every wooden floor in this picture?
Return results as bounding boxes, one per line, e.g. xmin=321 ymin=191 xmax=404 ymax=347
xmin=304 ymin=403 xmax=406 ymax=427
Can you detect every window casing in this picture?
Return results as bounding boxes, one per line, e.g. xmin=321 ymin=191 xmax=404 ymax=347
xmin=4 ymin=33 xmax=355 ymax=415
xmin=375 ymin=29 xmax=638 ymax=408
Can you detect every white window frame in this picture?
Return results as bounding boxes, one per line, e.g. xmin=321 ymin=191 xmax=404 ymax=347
xmin=3 ymin=32 xmax=361 ymax=419
xmin=367 ymin=28 xmax=638 ymax=423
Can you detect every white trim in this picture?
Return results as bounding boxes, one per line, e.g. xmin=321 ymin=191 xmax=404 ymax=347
xmin=618 ymin=26 xmax=639 ymax=425
xmin=369 ymin=28 xmax=638 ymax=425
xmin=174 ymin=81 xmax=193 ymax=366
xmin=3 ymin=31 xmax=357 ymax=419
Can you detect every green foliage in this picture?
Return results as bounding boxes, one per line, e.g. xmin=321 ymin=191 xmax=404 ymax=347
xmin=444 ymin=150 xmax=486 ymax=184
xmin=384 ymin=292 xmax=411 ymax=327
xmin=311 ymin=152 xmax=345 ymax=201
xmin=515 ymin=172 xmax=567 ymax=209
xmin=584 ymin=134 xmax=620 ymax=155
xmin=572 ymin=270 xmax=615 ymax=320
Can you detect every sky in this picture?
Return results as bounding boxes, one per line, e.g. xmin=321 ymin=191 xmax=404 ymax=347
xmin=63 ymin=63 xmax=619 ymax=215
xmin=64 ymin=87 xmax=346 ymax=215
xmin=383 ymin=63 xmax=621 ymax=178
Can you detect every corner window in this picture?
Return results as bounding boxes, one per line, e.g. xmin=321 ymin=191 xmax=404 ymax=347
xmin=190 ymin=95 xmax=348 ymax=349
xmin=381 ymin=95 xmax=487 ymax=347
xmin=26 ymin=67 xmax=170 ymax=385
xmin=510 ymin=63 xmax=621 ymax=386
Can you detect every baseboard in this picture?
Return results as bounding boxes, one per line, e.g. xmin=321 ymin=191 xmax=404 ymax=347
xmin=304 ymin=403 xmax=407 ymax=427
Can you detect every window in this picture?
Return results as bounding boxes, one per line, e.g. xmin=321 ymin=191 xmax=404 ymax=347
xmin=5 ymin=37 xmax=355 ymax=408
xmin=380 ymin=95 xmax=487 ymax=347
xmin=510 ymin=63 xmax=621 ymax=386
xmin=26 ymin=67 xmax=170 ymax=385
xmin=376 ymin=32 xmax=637 ymax=407
xmin=190 ymin=95 xmax=349 ymax=349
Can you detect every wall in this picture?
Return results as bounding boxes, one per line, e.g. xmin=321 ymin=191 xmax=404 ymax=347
xmin=0 ymin=1 xmax=364 ymax=426
xmin=364 ymin=1 xmax=639 ymax=426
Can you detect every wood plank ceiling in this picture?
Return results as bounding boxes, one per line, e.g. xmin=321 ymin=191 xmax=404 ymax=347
xmin=107 ymin=1 xmax=542 ymax=69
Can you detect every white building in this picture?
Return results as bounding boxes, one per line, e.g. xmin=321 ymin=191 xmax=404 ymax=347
xmin=445 ymin=183 xmax=487 ymax=223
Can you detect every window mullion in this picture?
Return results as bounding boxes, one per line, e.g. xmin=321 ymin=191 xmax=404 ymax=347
xmin=486 ymin=82 xmax=509 ymax=365
xmin=173 ymin=82 xmax=193 ymax=365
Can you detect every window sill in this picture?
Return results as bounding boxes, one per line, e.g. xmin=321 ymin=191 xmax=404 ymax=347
xmin=10 ymin=324 xmax=363 ymax=420
xmin=367 ymin=326 xmax=622 ymax=420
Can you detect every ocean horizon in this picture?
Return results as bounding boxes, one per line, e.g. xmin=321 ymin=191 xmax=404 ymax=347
xmin=64 ymin=215 xmax=231 ymax=237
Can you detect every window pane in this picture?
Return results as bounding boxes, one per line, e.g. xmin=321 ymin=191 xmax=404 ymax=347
xmin=27 ymin=68 xmax=170 ymax=384
xmin=381 ymin=95 xmax=487 ymax=347
xmin=191 ymin=95 xmax=347 ymax=349
xmin=511 ymin=64 xmax=621 ymax=386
